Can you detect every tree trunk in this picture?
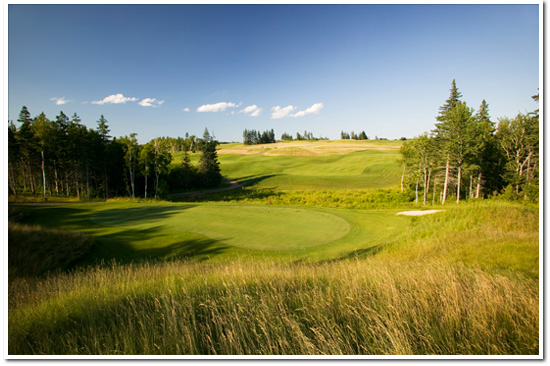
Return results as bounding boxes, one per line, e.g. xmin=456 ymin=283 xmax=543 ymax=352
xmin=432 ymin=179 xmax=437 ymax=205
xmin=144 ymin=174 xmax=148 ymax=199
xmin=8 ymin=162 xmax=17 ymax=196
xmin=423 ymin=167 xmax=428 ymax=205
xmin=86 ymin=164 xmax=90 ymax=199
xmin=456 ymin=166 xmax=462 ymax=204
xmin=129 ymin=165 xmax=135 ymax=198
xmin=415 ymin=175 xmax=419 ymax=205
xmin=54 ymin=164 xmax=59 ymax=196
xmin=400 ymin=165 xmax=405 ymax=193
xmin=442 ymin=158 xmax=450 ymax=204
xmin=29 ymin=164 xmax=35 ymax=194
xmin=41 ymin=150 xmax=47 ymax=201
xmin=476 ymin=172 xmax=482 ymax=199
xmin=155 ymin=170 xmax=160 ymax=199
xmin=75 ymin=168 xmax=80 ymax=200
xmin=104 ymin=165 xmax=109 ymax=199
xmin=469 ymin=174 xmax=473 ymax=199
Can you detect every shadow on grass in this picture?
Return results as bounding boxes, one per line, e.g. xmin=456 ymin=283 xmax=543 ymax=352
xmin=168 ymin=175 xmax=281 ymax=203
xmin=86 ymin=235 xmax=230 ymax=266
xmin=336 ymin=243 xmax=388 ymax=260
xmin=311 ymin=243 xmax=390 ymax=265
xmin=12 ymin=204 xmax=230 ymax=272
xmin=21 ymin=204 xmax=195 ymax=230
xmin=91 ymin=205 xmax=197 ymax=226
xmin=236 ymin=174 xmax=278 ymax=187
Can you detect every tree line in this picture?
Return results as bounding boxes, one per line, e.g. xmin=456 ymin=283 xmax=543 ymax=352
xmin=8 ymin=107 xmax=222 ymax=200
xmin=400 ymin=80 xmax=538 ymax=204
xmin=243 ymin=129 xmax=328 ymax=144
xmin=242 ymin=129 xmax=276 ymax=145
xmin=340 ymin=130 xmax=369 ymax=140
xmin=280 ymin=130 xmax=327 ymax=141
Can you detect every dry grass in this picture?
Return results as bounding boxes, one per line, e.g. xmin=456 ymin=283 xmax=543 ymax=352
xmin=8 ymin=201 xmax=539 ymax=356
xmin=217 ymin=140 xmax=402 ymax=156
xmin=8 ymin=259 xmax=538 ymax=355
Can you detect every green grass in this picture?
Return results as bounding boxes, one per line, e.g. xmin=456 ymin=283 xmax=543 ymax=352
xmin=7 ymin=141 xmax=539 ymax=356
xmin=172 ymin=140 xmax=403 ymax=191
xmin=220 ymin=151 xmax=402 ymax=190
xmin=8 ymin=222 xmax=95 ymax=278
xmin=15 ymin=201 xmax=410 ymax=263
xmin=8 ymin=200 xmax=539 ymax=355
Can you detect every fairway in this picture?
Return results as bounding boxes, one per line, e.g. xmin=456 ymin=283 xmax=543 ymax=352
xmin=172 ymin=140 xmax=403 ymax=191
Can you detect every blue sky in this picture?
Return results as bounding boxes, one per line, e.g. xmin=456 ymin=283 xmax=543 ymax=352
xmin=8 ymin=4 xmax=539 ymax=143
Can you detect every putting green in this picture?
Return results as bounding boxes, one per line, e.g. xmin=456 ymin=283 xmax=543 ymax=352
xmin=92 ymin=204 xmax=350 ymax=251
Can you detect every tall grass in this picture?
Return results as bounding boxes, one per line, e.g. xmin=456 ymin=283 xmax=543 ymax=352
xmin=172 ymin=187 xmax=416 ymax=209
xmin=9 ymin=259 xmax=538 ymax=355
xmin=8 ymin=222 xmax=94 ymax=279
xmin=8 ymin=201 xmax=539 ymax=355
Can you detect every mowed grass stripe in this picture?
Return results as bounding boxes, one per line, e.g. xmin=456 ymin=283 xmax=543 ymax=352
xmin=172 ymin=141 xmax=403 ymax=191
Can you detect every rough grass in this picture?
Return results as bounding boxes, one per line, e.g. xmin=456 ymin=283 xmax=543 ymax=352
xmin=8 ymin=222 xmax=95 ymax=279
xmin=175 ymin=187 xmax=416 ymax=209
xmin=8 ymin=201 xmax=539 ymax=355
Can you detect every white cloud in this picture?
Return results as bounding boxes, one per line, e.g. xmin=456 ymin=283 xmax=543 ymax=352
xmin=50 ymin=97 xmax=69 ymax=105
xmin=197 ymin=102 xmax=238 ymax=113
xmin=292 ymin=103 xmax=324 ymax=118
xmin=271 ymin=105 xmax=296 ymax=119
xmin=241 ymin=105 xmax=263 ymax=117
xmin=138 ymin=98 xmax=165 ymax=107
xmin=183 ymin=107 xmax=190 ymax=112
xmin=91 ymin=93 xmax=138 ymax=105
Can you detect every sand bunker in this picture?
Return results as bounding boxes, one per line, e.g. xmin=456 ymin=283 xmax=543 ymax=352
xmin=396 ymin=210 xmax=445 ymax=216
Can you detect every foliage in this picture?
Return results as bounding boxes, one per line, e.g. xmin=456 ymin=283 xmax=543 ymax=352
xmin=8 ymin=107 xmax=223 ymax=201
xmin=496 ymin=112 xmax=539 ymax=201
xmin=173 ymin=187 xmax=415 ymax=209
xmin=280 ymin=132 xmax=294 ymax=141
xmin=243 ymin=128 xmax=276 ymax=145
xmin=341 ymin=130 xmax=369 ymax=140
xmin=400 ymin=81 xmax=538 ymax=205
xmin=198 ymin=128 xmax=222 ymax=188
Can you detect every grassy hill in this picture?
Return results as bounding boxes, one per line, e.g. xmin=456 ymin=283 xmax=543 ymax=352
xmin=173 ymin=140 xmax=403 ymax=191
xmin=8 ymin=201 xmax=539 ymax=355
xmin=8 ymin=139 xmax=539 ymax=356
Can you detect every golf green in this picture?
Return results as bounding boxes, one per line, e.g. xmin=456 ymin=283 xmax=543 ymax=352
xmin=91 ymin=204 xmax=350 ymax=251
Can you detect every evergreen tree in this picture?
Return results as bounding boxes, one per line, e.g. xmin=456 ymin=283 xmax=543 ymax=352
xmin=96 ymin=115 xmax=111 ymax=198
xmin=16 ymin=106 xmax=39 ymax=194
xmin=199 ymin=128 xmax=222 ymax=187
xmin=437 ymin=79 xmax=462 ymax=121
xmin=8 ymin=121 xmax=19 ymax=195
xmin=438 ymin=101 xmax=476 ymax=203
xmin=470 ymin=99 xmax=503 ymax=198
xmin=281 ymin=132 xmax=293 ymax=141
xmin=433 ymin=80 xmax=463 ymax=204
